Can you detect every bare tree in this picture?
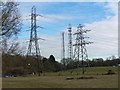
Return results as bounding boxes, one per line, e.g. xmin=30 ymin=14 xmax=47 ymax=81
xmin=1 ymin=1 xmax=22 ymax=38
xmin=1 ymin=1 xmax=22 ymax=53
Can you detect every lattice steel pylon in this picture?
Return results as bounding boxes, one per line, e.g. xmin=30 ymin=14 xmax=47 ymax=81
xmin=73 ymin=24 xmax=93 ymax=75
xmin=26 ymin=6 xmax=42 ymax=76
xmin=68 ymin=24 xmax=73 ymax=60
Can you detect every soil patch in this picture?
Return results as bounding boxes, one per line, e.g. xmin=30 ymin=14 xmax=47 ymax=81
xmin=66 ymin=76 xmax=96 ymax=80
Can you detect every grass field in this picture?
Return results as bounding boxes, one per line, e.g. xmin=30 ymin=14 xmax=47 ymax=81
xmin=2 ymin=66 xmax=119 ymax=88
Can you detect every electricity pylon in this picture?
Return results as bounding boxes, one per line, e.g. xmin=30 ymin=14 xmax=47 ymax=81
xmin=26 ymin=6 xmax=44 ymax=76
xmin=73 ymin=24 xmax=93 ymax=75
xmin=61 ymin=32 xmax=65 ymax=66
xmin=68 ymin=24 xmax=73 ymax=60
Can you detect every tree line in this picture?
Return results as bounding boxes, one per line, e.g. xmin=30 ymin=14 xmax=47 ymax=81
xmin=2 ymin=54 xmax=62 ymax=76
xmin=61 ymin=57 xmax=120 ymax=70
xmin=2 ymin=53 xmax=120 ymax=77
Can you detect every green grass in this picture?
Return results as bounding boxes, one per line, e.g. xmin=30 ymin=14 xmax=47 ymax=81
xmin=2 ymin=66 xmax=119 ymax=88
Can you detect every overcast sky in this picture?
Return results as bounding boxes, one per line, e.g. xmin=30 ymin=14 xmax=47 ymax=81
xmin=14 ymin=1 xmax=118 ymax=62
